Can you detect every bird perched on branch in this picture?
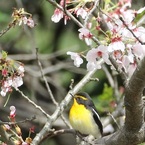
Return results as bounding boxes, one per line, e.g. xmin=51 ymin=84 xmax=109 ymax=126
xmin=69 ymin=92 xmax=103 ymax=138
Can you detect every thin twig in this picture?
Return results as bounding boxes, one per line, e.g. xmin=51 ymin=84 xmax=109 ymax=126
xmin=0 ymin=23 xmax=12 ymax=37
xmin=84 ymin=0 xmax=99 ymax=27
xmin=47 ymin=129 xmax=75 ymax=138
xmin=0 ymin=116 xmax=36 ymax=125
xmin=120 ymin=17 xmax=144 ymax=45
xmin=36 ymin=48 xmax=58 ymax=106
xmin=69 ymin=79 xmax=74 ymax=90
xmin=36 ymin=48 xmax=71 ymax=128
xmin=102 ymin=65 xmax=114 ymax=88
xmin=108 ymin=112 xmax=120 ymax=129
xmin=16 ymin=88 xmax=50 ymax=119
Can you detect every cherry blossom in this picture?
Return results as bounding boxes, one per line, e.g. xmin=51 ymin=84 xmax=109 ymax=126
xmin=12 ymin=8 xmax=35 ymax=28
xmin=0 ymin=74 xmax=24 ymax=97
xmin=133 ymin=27 xmax=145 ymax=43
xmin=26 ymin=17 xmax=35 ymax=28
xmin=78 ymin=27 xmax=92 ymax=39
xmin=18 ymin=65 xmax=25 ymax=76
xmin=0 ymin=87 xmax=10 ymax=97
xmin=51 ymin=8 xmax=64 ymax=23
xmin=78 ymin=27 xmax=92 ymax=45
xmin=108 ymin=37 xmax=125 ymax=52
xmin=86 ymin=45 xmax=110 ymax=71
xmin=74 ymin=7 xmax=88 ymax=19
xmin=10 ymin=105 xmax=16 ymax=118
xmin=2 ymin=69 xmax=8 ymax=77
xmin=0 ymin=78 xmax=13 ymax=97
xmin=12 ymin=76 xmax=23 ymax=89
xmin=132 ymin=43 xmax=145 ymax=60
xmin=67 ymin=51 xmax=83 ymax=67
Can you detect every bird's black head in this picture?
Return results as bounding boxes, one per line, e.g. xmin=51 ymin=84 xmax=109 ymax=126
xmin=74 ymin=92 xmax=94 ymax=108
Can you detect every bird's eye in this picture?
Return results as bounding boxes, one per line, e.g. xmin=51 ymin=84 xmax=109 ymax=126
xmin=76 ymin=97 xmax=82 ymax=104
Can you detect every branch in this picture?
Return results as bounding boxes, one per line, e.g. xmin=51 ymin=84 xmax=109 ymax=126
xmin=0 ymin=116 xmax=36 ymax=125
xmin=95 ymin=57 xmax=145 ymax=145
xmin=0 ymin=23 xmax=12 ymax=37
xmin=16 ymin=89 xmax=51 ymax=119
xmin=46 ymin=129 xmax=75 ymax=138
xmin=36 ymin=49 xmax=71 ymax=128
xmin=125 ymin=57 xmax=145 ymax=132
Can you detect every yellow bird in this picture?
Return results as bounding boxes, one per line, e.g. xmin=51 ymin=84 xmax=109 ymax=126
xmin=69 ymin=92 xmax=103 ymax=138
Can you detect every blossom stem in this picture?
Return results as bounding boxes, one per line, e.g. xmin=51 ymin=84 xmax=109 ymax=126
xmin=4 ymin=94 xmax=11 ymax=107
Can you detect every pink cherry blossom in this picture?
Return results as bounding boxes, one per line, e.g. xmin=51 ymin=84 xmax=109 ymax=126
xmin=78 ymin=27 xmax=92 ymax=39
xmin=0 ymin=87 xmax=10 ymax=97
xmin=22 ymin=16 xmax=28 ymax=25
xmin=18 ymin=65 xmax=25 ymax=73
xmin=86 ymin=45 xmax=110 ymax=71
xmin=3 ymin=78 xmax=13 ymax=88
xmin=108 ymin=37 xmax=125 ymax=52
xmin=0 ymin=78 xmax=13 ymax=97
xmin=18 ymin=65 xmax=25 ymax=77
xmin=113 ymin=50 xmax=122 ymax=60
xmin=51 ymin=8 xmax=63 ymax=23
xmin=2 ymin=69 xmax=8 ymax=77
xmin=10 ymin=106 xmax=16 ymax=118
xmin=122 ymin=10 xmax=135 ymax=24
xmin=78 ymin=27 xmax=92 ymax=45
xmin=86 ymin=61 xmax=101 ymax=71
xmin=12 ymin=76 xmax=23 ymax=89
xmin=132 ymin=43 xmax=145 ymax=59
xmin=67 ymin=51 xmax=83 ymax=67
xmin=134 ymin=27 xmax=145 ymax=43
xmin=18 ymin=15 xmax=35 ymax=28
xmin=27 ymin=17 xmax=35 ymax=28
xmin=75 ymin=7 xmax=87 ymax=19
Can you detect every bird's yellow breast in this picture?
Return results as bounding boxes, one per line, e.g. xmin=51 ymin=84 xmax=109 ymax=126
xmin=69 ymin=98 xmax=99 ymax=137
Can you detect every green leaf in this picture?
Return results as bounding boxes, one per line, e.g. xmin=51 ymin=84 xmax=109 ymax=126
xmin=133 ymin=8 xmax=145 ymax=24
xmin=2 ymin=50 xmax=8 ymax=59
xmin=94 ymin=83 xmax=114 ymax=112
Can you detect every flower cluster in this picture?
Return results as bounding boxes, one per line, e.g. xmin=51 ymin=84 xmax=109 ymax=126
xmin=66 ymin=0 xmax=145 ymax=78
xmin=2 ymin=106 xmax=34 ymax=145
xmin=51 ymin=0 xmax=96 ymax=24
xmin=12 ymin=8 xmax=35 ymax=28
xmin=0 ymin=51 xmax=25 ymax=97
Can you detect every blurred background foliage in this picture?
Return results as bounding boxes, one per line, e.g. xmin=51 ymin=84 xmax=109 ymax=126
xmin=0 ymin=0 xmax=144 ymax=145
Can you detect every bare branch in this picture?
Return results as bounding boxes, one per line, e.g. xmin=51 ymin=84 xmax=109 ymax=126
xmin=0 ymin=116 xmax=36 ymax=125
xmin=16 ymin=89 xmax=50 ymax=119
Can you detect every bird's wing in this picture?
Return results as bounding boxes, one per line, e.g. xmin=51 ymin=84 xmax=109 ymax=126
xmin=91 ymin=107 xmax=103 ymax=136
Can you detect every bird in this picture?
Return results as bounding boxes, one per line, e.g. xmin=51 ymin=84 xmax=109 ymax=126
xmin=69 ymin=92 xmax=103 ymax=138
